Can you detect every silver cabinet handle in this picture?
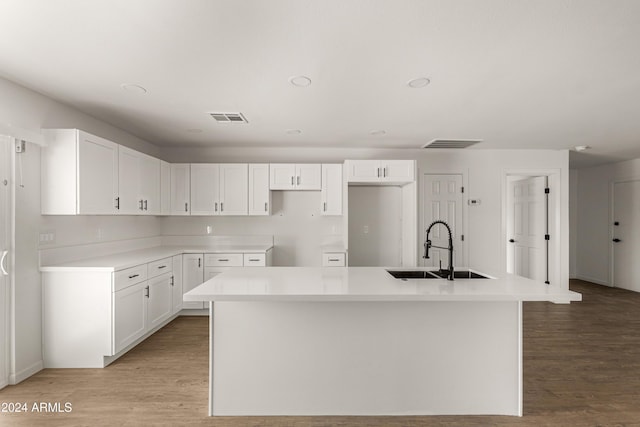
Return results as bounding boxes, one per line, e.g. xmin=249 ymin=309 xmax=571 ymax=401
xmin=170 ymin=275 xmax=174 ymax=286
xmin=291 ymin=176 xmax=294 ymax=185
xmin=145 ymin=285 xmax=150 ymax=298
xmin=377 ymin=167 xmax=380 ymax=177
xmin=383 ymin=167 xmax=386 ymax=177
xmin=115 ymin=197 xmax=120 ymax=210
xmin=0 ymin=250 xmax=8 ymax=276
xmin=139 ymin=199 xmax=144 ymax=210
xmin=128 ymin=274 xmax=139 ymax=279
xmin=198 ymin=258 xmax=201 ymax=268
xmin=264 ymin=202 xmax=268 ymax=212
xmin=215 ymin=202 xmax=218 ymax=212
xmin=248 ymin=258 xmax=260 ymax=262
xmin=220 ymin=202 xmax=223 ymax=212
xmin=184 ymin=202 xmax=188 ymax=212
xmin=297 ymin=176 xmax=300 ymax=185
xmin=328 ymin=258 xmax=340 ymax=262
xmin=218 ymin=259 xmax=229 ymax=262
xmin=144 ymin=200 xmax=148 ymax=211
xmin=157 ymin=265 xmax=167 ymax=269
xmin=323 ymin=202 xmax=327 ymax=212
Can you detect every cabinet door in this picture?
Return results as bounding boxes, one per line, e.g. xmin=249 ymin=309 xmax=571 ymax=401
xmin=321 ymin=164 xmax=343 ymax=215
xmin=382 ymin=160 xmax=414 ymax=182
xmin=160 ymin=161 xmax=171 ymax=215
xmin=219 ymin=164 xmax=248 ymax=215
xmin=296 ymin=164 xmax=322 ymax=190
xmin=182 ymin=253 xmax=204 ymax=309
xmin=77 ymin=131 xmax=119 ymax=214
xmin=113 ymin=281 xmax=147 ymax=354
xmin=190 ymin=164 xmax=219 ymax=215
xmin=118 ymin=146 xmax=143 ymax=215
xmin=248 ymin=164 xmax=271 ymax=215
xmin=171 ymin=255 xmax=183 ymax=314
xmin=344 ymin=160 xmax=381 ymax=182
xmin=269 ymin=164 xmax=296 ymax=190
xmin=147 ymin=273 xmax=173 ymax=329
xmin=170 ymin=164 xmax=191 ymax=215
xmin=140 ymin=154 xmax=160 ymax=215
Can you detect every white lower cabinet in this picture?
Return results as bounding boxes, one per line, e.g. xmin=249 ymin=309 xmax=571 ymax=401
xmin=113 ymin=281 xmax=148 ymax=354
xmin=147 ymin=272 xmax=174 ymax=330
xmin=182 ymin=253 xmax=204 ymax=309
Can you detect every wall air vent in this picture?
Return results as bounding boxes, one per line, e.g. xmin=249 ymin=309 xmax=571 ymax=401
xmin=422 ymin=139 xmax=482 ymax=149
xmin=208 ymin=112 xmax=249 ymax=123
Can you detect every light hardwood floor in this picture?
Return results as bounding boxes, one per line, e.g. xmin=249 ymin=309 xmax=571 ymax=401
xmin=1 ymin=280 xmax=639 ymax=426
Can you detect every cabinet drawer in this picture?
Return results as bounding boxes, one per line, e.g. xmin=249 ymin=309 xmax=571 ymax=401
xmin=147 ymin=257 xmax=173 ymax=278
xmin=114 ymin=264 xmax=148 ymax=292
xmin=243 ymin=253 xmax=266 ymax=266
xmin=322 ymin=253 xmax=346 ymax=267
xmin=204 ymin=253 xmax=243 ymax=267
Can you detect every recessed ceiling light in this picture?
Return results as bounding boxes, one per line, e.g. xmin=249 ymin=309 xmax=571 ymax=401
xmin=120 ymin=83 xmax=147 ymax=94
xmin=407 ymin=77 xmax=431 ymax=88
xmin=370 ymin=130 xmax=386 ymax=136
xmin=286 ymin=129 xmax=302 ymax=135
xmin=574 ymin=145 xmax=590 ymax=152
xmin=186 ymin=128 xmax=203 ymax=134
xmin=289 ymin=75 xmax=312 ymax=87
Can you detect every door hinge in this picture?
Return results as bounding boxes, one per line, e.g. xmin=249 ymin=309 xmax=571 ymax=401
xmin=545 ymin=234 xmax=550 ymax=241
xmin=544 ymin=187 xmax=550 ymax=194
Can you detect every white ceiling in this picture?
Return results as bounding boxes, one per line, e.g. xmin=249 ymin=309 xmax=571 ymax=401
xmin=1 ymin=0 xmax=639 ymax=168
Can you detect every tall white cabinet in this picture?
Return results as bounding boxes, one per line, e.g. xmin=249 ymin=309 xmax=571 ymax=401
xmin=118 ymin=146 xmax=160 ymax=215
xmin=42 ymin=129 xmax=119 ymax=215
xmin=321 ymin=164 xmax=343 ymax=216
xmin=182 ymin=253 xmax=204 ymax=309
xmin=170 ymin=163 xmax=191 ymax=215
xmin=248 ymin=164 xmax=271 ymax=215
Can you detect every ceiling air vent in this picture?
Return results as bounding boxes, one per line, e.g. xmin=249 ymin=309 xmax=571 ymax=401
xmin=208 ymin=112 xmax=249 ymax=123
xmin=422 ymin=139 xmax=482 ymax=149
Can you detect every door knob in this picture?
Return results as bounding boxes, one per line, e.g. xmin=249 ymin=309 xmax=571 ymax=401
xmin=613 ymin=238 xmax=621 ymax=242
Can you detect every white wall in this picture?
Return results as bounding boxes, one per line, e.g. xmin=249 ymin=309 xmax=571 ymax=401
xmin=0 ymin=76 xmax=162 ymax=382
xmin=575 ymin=157 xmax=640 ymax=285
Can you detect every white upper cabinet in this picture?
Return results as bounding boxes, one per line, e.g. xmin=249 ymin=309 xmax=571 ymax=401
xmin=42 ymin=129 xmax=119 ymax=215
xmin=345 ymin=160 xmax=415 ymax=184
xmin=170 ymin=163 xmax=191 ymax=215
xmin=321 ymin=164 xmax=343 ymax=216
xmin=269 ymin=164 xmax=321 ymax=190
xmin=160 ymin=160 xmax=171 ymax=215
xmin=248 ymin=164 xmax=271 ymax=216
xmin=191 ymin=164 xmax=248 ymax=216
xmin=118 ymin=146 xmax=160 ymax=215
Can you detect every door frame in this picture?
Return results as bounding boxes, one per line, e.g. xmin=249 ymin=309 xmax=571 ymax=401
xmin=502 ymin=169 xmax=561 ymax=286
xmin=0 ymin=136 xmax=13 ymax=389
xmin=419 ymin=170 xmax=469 ymax=268
xmin=609 ymin=177 xmax=640 ymax=288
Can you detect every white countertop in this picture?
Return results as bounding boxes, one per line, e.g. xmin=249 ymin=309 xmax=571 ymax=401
xmin=183 ymin=267 xmax=582 ymax=303
xmin=40 ymin=244 xmax=273 ymax=272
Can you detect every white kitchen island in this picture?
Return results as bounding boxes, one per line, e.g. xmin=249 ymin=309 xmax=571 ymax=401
xmin=184 ymin=267 xmax=581 ymax=417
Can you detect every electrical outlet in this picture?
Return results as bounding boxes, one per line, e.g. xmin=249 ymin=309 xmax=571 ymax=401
xmin=206 ymin=225 xmax=213 ymax=235
xmin=39 ymin=230 xmax=56 ymax=245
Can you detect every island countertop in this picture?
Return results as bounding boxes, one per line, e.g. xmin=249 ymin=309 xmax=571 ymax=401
xmin=183 ymin=266 xmax=581 ymax=304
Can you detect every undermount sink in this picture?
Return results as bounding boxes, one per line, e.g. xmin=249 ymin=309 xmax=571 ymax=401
xmin=386 ymin=270 xmax=439 ymax=279
xmin=430 ymin=270 xmax=490 ymax=279
xmin=387 ymin=270 xmax=490 ymax=280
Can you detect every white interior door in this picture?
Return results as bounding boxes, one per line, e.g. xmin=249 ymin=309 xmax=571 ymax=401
xmin=0 ymin=136 xmax=11 ymax=389
xmin=508 ymin=176 xmax=547 ymax=282
xmin=613 ymin=180 xmax=640 ymax=292
xmin=421 ymin=174 xmax=464 ymax=268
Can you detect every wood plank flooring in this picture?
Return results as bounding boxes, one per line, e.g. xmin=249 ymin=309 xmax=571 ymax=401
xmin=1 ymin=280 xmax=640 ymax=426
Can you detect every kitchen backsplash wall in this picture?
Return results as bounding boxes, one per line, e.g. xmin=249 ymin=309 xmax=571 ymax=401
xmin=161 ymin=191 xmax=342 ymax=267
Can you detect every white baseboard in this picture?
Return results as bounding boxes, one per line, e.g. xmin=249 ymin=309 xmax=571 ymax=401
xmin=574 ymin=275 xmax=611 ymax=287
xmin=10 ymin=360 xmax=43 ymax=385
